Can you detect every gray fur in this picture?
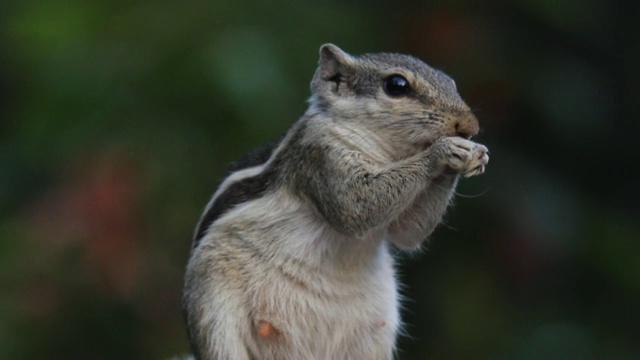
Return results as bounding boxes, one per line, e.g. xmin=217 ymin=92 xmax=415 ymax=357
xmin=182 ymin=44 xmax=489 ymax=359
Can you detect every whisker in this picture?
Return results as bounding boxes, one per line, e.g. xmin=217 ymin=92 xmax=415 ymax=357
xmin=454 ymin=188 xmax=491 ymax=198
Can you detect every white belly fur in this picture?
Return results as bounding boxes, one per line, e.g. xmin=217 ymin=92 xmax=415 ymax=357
xmin=200 ymin=190 xmax=400 ymax=359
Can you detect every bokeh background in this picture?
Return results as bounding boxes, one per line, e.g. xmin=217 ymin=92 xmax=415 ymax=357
xmin=1 ymin=0 xmax=637 ymax=359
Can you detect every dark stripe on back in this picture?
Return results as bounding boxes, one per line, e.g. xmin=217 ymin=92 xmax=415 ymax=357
xmin=192 ymin=137 xmax=284 ymax=247
xmin=226 ymin=139 xmax=282 ymax=174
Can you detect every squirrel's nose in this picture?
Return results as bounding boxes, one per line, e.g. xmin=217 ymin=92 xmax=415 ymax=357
xmin=453 ymin=112 xmax=480 ymax=139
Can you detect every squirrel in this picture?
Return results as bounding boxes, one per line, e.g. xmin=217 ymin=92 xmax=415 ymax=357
xmin=182 ymin=44 xmax=489 ymax=360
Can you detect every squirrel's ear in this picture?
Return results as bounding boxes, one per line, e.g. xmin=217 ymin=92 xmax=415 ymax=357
xmin=318 ymin=44 xmax=354 ymax=78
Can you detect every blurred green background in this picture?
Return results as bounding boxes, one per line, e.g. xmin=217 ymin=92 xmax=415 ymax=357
xmin=1 ymin=0 xmax=637 ymax=359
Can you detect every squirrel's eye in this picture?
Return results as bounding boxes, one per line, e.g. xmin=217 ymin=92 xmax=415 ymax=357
xmin=383 ymin=75 xmax=410 ymax=97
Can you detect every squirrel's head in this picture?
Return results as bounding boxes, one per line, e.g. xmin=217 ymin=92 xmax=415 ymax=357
xmin=309 ymin=44 xmax=479 ymax=159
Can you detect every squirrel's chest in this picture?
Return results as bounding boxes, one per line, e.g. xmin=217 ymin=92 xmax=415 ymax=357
xmin=243 ymin=235 xmax=399 ymax=359
xmin=209 ymin=193 xmax=400 ymax=358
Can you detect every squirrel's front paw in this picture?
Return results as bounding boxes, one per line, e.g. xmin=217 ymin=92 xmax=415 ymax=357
xmin=432 ymin=137 xmax=489 ymax=177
